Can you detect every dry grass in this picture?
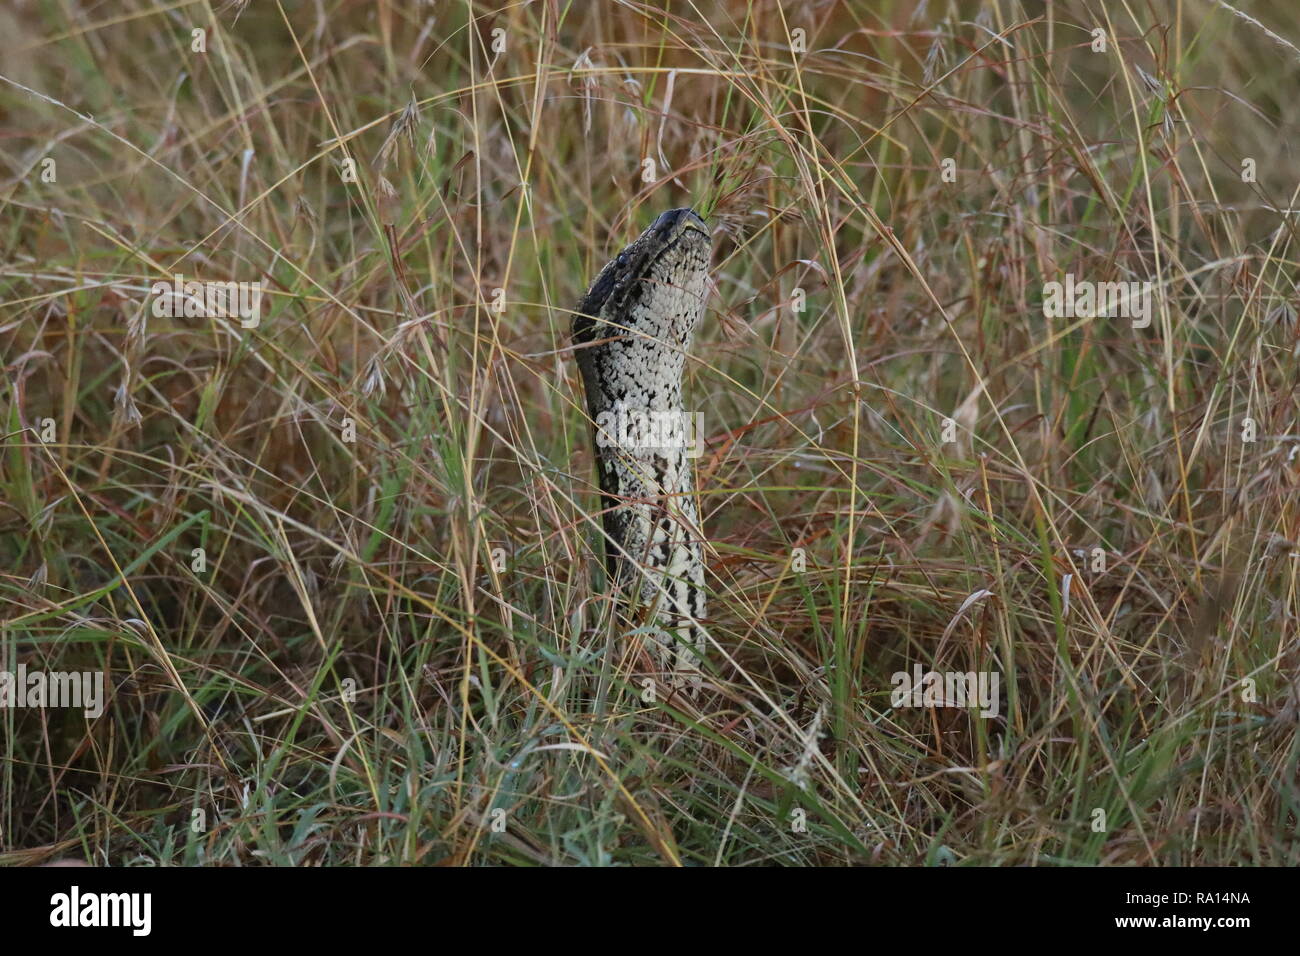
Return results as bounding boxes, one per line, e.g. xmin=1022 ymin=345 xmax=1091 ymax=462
xmin=1 ymin=0 xmax=1298 ymax=865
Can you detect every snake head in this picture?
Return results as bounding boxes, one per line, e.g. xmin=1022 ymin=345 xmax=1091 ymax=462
xmin=574 ymin=207 xmax=712 ymax=347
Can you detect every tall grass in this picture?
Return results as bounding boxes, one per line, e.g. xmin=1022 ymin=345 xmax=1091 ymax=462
xmin=1 ymin=0 xmax=1298 ymax=865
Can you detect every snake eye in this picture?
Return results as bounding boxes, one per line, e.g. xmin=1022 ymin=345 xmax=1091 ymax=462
xmin=616 ymin=254 xmax=627 ymax=266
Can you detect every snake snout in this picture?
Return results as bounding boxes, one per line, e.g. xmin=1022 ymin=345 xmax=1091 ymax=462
xmin=653 ymin=207 xmax=711 ymax=243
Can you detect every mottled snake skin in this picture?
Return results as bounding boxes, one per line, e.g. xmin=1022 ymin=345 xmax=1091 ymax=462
xmin=573 ymin=208 xmax=710 ymax=691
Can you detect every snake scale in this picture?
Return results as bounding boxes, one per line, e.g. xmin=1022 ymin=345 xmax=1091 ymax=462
xmin=573 ymin=207 xmax=711 ymax=691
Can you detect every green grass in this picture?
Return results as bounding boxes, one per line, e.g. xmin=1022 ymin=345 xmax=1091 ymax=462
xmin=1 ymin=0 xmax=1298 ymax=866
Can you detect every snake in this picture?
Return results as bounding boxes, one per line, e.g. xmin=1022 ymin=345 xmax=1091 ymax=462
xmin=572 ymin=207 xmax=711 ymax=691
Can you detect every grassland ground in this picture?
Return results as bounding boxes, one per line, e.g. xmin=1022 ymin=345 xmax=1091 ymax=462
xmin=1 ymin=0 xmax=1298 ymax=866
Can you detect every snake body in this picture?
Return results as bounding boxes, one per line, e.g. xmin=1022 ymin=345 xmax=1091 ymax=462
xmin=573 ymin=207 xmax=711 ymax=690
